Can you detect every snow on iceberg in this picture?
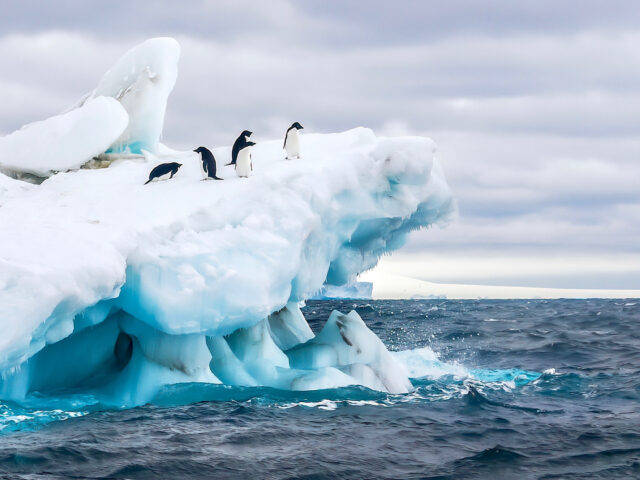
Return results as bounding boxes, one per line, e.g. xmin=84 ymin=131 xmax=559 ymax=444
xmin=0 ymin=37 xmax=455 ymax=406
xmin=77 ymin=37 xmax=180 ymax=155
xmin=0 ymin=38 xmax=179 ymax=178
xmin=0 ymin=96 xmax=128 ymax=178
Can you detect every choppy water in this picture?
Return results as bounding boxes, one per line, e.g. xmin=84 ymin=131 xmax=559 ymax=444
xmin=1 ymin=299 xmax=639 ymax=479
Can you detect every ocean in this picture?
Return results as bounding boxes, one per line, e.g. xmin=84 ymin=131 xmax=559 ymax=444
xmin=1 ymin=299 xmax=639 ymax=479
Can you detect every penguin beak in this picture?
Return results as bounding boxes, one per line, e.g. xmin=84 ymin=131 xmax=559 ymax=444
xmin=192 ymin=149 xmax=197 ymax=152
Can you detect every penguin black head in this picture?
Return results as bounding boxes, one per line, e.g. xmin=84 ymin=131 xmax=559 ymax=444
xmin=194 ymin=147 xmax=216 ymax=162
xmin=242 ymin=130 xmax=253 ymax=138
xmin=290 ymin=122 xmax=303 ymax=130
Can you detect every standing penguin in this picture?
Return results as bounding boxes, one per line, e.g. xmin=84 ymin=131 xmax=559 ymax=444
xmin=194 ymin=146 xmax=223 ymax=180
xmin=144 ymin=162 xmax=182 ymax=185
xmin=283 ymin=122 xmax=303 ymax=159
xmin=235 ymin=141 xmax=256 ymax=178
xmin=226 ymin=130 xmax=253 ymax=166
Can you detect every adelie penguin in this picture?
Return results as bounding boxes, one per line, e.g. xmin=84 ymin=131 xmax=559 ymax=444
xmin=283 ymin=122 xmax=303 ymax=159
xmin=194 ymin=146 xmax=223 ymax=180
xmin=144 ymin=162 xmax=182 ymax=185
xmin=226 ymin=130 xmax=253 ymax=166
xmin=235 ymin=141 xmax=256 ymax=178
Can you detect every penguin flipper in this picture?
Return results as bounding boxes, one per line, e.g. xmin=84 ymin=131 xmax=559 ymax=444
xmin=213 ymin=176 xmax=224 ymax=180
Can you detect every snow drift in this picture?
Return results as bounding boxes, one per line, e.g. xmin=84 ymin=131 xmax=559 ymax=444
xmin=0 ymin=97 xmax=128 ymax=178
xmin=0 ymin=37 xmax=455 ymax=406
xmin=0 ymin=37 xmax=179 ymax=178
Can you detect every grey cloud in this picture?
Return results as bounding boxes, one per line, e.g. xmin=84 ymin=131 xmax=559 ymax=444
xmin=0 ymin=0 xmax=331 ymax=46
xmin=5 ymin=1 xmax=640 ymax=47
xmin=298 ymin=0 xmax=640 ymax=45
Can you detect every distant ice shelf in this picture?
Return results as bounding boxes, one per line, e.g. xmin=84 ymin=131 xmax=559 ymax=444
xmin=0 ymin=37 xmax=455 ymax=406
xmin=358 ymin=272 xmax=640 ymax=300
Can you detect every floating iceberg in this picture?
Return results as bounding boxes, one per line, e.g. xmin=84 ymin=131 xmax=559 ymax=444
xmin=312 ymin=282 xmax=374 ymax=299
xmin=0 ymin=37 xmax=455 ymax=406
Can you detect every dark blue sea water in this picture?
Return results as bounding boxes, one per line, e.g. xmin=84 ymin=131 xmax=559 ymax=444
xmin=1 ymin=299 xmax=639 ymax=479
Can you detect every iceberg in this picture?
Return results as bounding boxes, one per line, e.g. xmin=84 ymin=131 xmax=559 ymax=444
xmin=312 ymin=281 xmax=374 ymax=299
xmin=287 ymin=310 xmax=412 ymax=393
xmin=0 ymin=37 xmax=455 ymax=407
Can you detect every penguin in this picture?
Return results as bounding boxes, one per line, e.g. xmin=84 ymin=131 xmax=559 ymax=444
xmin=283 ymin=122 xmax=303 ymax=159
xmin=226 ymin=130 xmax=253 ymax=166
xmin=193 ymin=146 xmax=223 ymax=180
xmin=235 ymin=141 xmax=256 ymax=178
xmin=144 ymin=162 xmax=182 ymax=184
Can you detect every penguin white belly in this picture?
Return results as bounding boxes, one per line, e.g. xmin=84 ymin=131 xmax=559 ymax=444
xmin=155 ymin=172 xmax=173 ymax=181
xmin=285 ymin=130 xmax=301 ymax=158
xmin=235 ymin=150 xmax=252 ymax=178
xmin=198 ymin=154 xmax=207 ymax=178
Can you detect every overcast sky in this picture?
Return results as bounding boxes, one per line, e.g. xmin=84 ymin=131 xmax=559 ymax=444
xmin=1 ymin=1 xmax=638 ymax=291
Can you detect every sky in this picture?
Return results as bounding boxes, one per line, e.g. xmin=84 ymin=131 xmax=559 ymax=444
xmin=0 ymin=1 xmax=638 ymax=293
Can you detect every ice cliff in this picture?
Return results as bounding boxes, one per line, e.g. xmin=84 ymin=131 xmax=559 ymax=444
xmin=0 ymin=38 xmax=454 ymax=406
